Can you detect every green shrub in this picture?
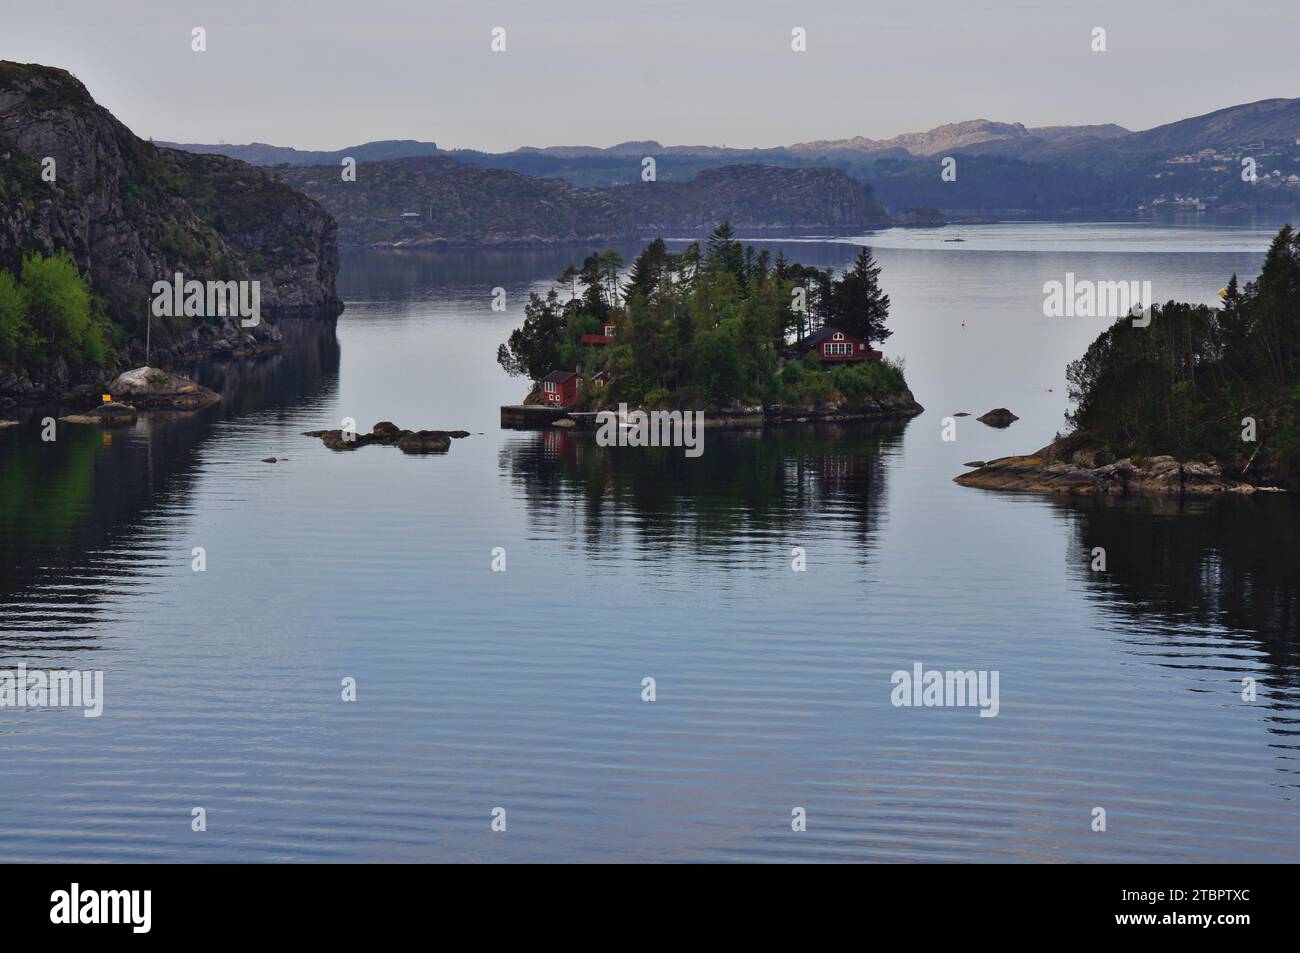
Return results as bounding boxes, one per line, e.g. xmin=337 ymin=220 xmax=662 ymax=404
xmin=831 ymin=363 xmax=871 ymax=403
xmin=0 ymin=251 xmax=113 ymax=367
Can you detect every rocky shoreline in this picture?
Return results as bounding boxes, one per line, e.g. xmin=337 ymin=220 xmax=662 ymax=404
xmin=955 ymin=444 xmax=1284 ymax=496
xmin=0 ymin=325 xmax=298 ymax=408
xmin=503 ymin=390 xmax=924 ymax=430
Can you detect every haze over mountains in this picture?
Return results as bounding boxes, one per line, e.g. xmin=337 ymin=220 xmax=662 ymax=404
xmin=160 ymin=96 xmax=1300 ymax=235
xmin=164 ymin=97 xmax=1300 ymax=168
xmin=787 ymin=120 xmax=1131 ymax=159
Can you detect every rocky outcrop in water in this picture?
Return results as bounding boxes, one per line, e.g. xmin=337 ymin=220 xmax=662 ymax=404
xmin=976 ymin=408 xmax=1019 ymax=427
xmin=304 ymin=421 xmax=469 ymax=454
xmin=60 ymin=402 xmax=137 ymax=426
xmin=955 ymin=445 xmax=1281 ymax=496
xmin=107 ymin=366 xmax=221 ymax=410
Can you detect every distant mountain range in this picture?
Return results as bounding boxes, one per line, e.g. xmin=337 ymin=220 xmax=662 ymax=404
xmin=786 ymin=120 xmax=1130 ymax=161
xmin=163 ymin=97 xmax=1300 ymax=225
xmin=275 ymin=159 xmax=889 ymax=246
xmin=163 ymin=97 xmax=1300 ymax=165
xmin=156 ymin=138 xmax=442 ymax=167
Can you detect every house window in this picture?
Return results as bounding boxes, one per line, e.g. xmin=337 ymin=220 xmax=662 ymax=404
xmin=832 ymin=332 xmax=844 ymax=340
xmin=604 ymin=325 xmax=616 ymax=336
xmin=544 ymin=381 xmax=556 ymax=393
xmin=824 ymin=342 xmax=853 ymax=356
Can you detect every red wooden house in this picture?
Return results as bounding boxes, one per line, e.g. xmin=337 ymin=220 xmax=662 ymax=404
xmin=540 ymin=370 xmax=582 ymax=407
xmin=790 ymin=326 xmax=882 ymax=364
xmin=580 ymin=321 xmax=621 ymax=346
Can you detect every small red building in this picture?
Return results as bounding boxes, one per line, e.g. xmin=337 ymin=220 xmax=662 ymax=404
xmin=579 ymin=321 xmax=620 ymax=346
xmin=791 ymin=326 xmax=881 ymax=364
xmin=540 ymin=370 xmax=582 ymax=407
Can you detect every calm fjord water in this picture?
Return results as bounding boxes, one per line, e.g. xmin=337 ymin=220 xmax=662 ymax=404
xmin=1 ymin=223 xmax=1297 ymax=862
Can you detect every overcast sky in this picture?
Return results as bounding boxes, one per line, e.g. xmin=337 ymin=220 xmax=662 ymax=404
xmin=6 ymin=0 xmax=1297 ymax=152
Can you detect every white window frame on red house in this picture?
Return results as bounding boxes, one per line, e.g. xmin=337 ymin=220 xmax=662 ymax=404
xmin=824 ymin=342 xmax=854 ymax=356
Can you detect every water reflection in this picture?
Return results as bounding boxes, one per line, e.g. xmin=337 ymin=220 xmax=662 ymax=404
xmin=0 ymin=316 xmax=340 ymax=647
xmin=1056 ymin=493 xmax=1300 ymax=765
xmin=500 ymin=422 xmax=905 ymax=558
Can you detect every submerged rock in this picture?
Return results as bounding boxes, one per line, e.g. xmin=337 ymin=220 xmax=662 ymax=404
xmin=976 ymin=408 xmax=1019 ymax=428
xmin=302 ymin=428 xmax=369 ymax=450
xmin=61 ymin=402 xmax=138 ymax=426
xmin=397 ymin=430 xmax=451 ymax=454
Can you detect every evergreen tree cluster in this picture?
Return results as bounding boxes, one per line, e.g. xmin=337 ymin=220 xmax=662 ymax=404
xmin=497 ymin=223 xmax=904 ymax=407
xmin=1064 ymin=225 xmax=1300 ymax=481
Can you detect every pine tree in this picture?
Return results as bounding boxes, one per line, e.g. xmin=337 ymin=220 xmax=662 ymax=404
xmin=706 ymin=222 xmax=746 ymax=286
xmin=625 ymin=238 xmax=672 ymax=302
xmin=832 ymin=246 xmax=892 ymax=344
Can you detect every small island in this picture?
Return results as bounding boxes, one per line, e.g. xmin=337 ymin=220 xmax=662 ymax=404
xmin=497 ymin=223 xmax=921 ymax=427
xmin=958 ymin=224 xmax=1300 ymax=495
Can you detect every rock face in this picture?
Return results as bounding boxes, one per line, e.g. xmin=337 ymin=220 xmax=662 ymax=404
xmin=765 ymin=389 xmax=925 ymax=424
xmin=278 ymin=157 xmax=890 ymax=246
xmin=976 ymin=408 xmax=1019 ymax=427
xmin=304 ymin=421 xmax=465 ymax=455
xmin=955 ymin=448 xmax=1270 ymax=496
xmin=0 ymin=61 xmax=342 ymax=396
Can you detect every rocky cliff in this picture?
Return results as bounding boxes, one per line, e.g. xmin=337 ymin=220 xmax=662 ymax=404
xmin=277 ymin=156 xmax=889 ymax=246
xmin=0 ymin=61 xmax=342 ymax=399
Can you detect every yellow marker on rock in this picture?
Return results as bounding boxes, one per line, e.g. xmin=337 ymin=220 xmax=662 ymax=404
xmin=102 ymin=393 xmax=112 ymax=402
